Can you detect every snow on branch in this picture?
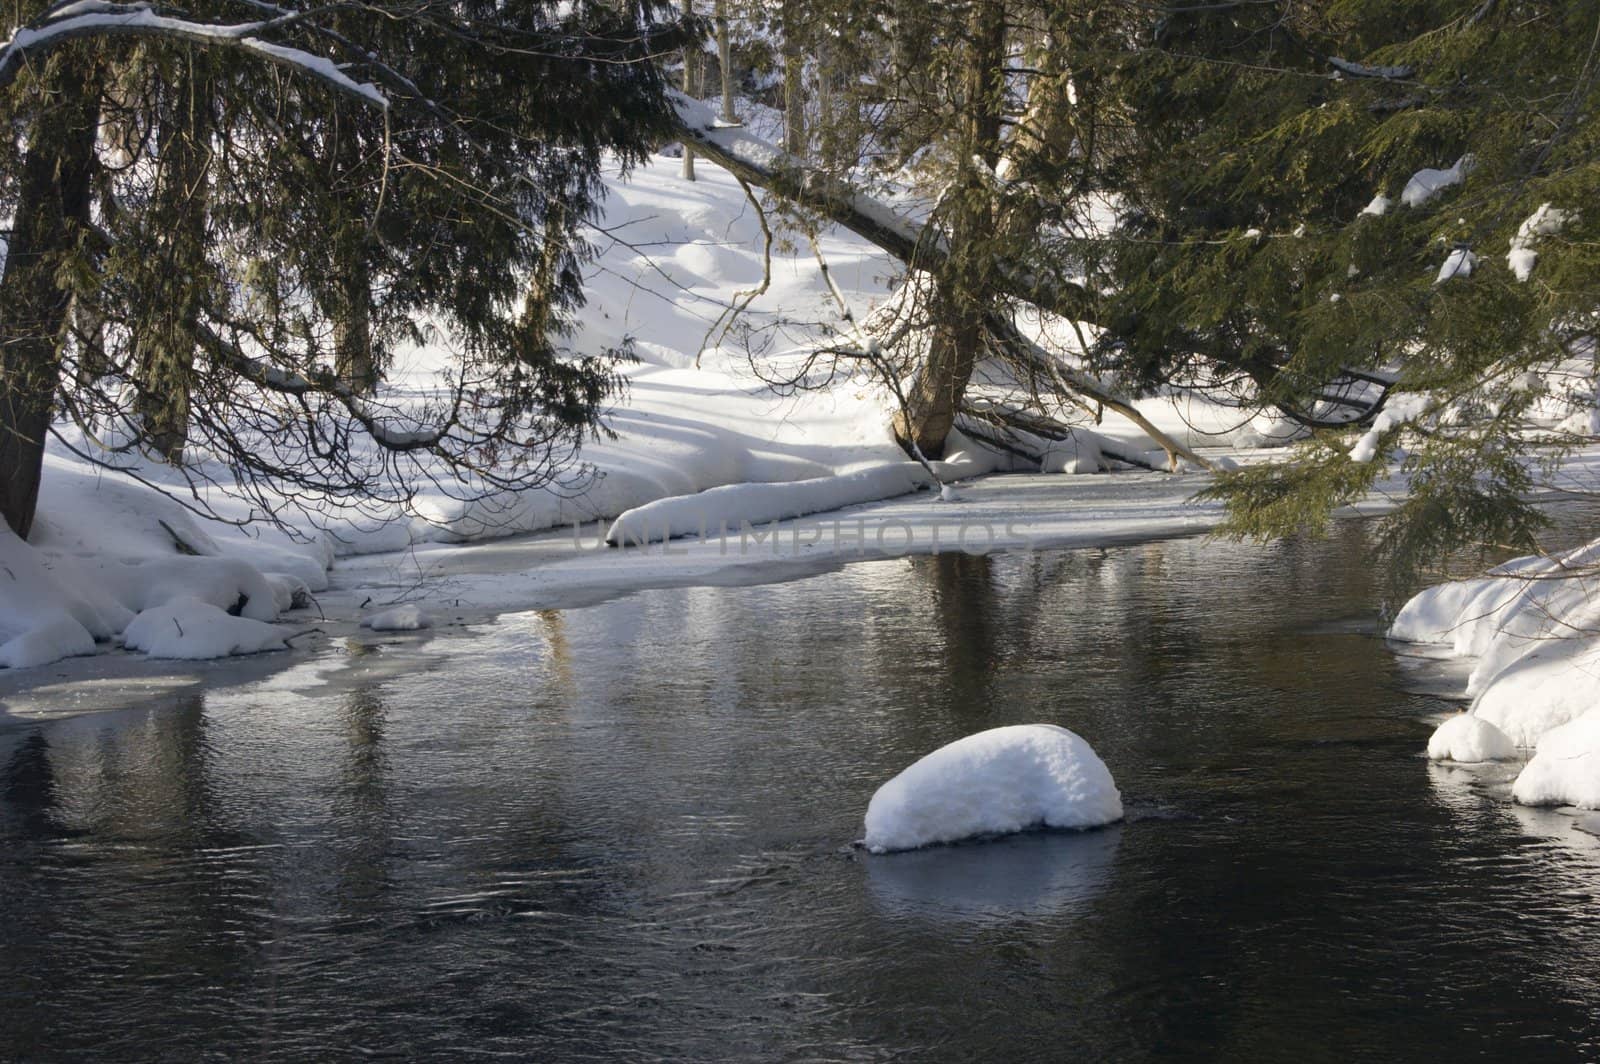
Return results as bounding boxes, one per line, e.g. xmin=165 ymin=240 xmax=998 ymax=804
xmin=194 ymin=322 xmax=459 ymax=452
xmin=1327 ymin=56 xmax=1415 ymax=81
xmin=0 ymin=2 xmax=387 ymax=108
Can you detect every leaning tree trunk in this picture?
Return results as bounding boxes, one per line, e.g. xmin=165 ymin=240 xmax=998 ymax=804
xmin=0 ymin=53 xmax=101 ymax=538
xmin=137 ymin=54 xmax=213 ymax=464
xmin=893 ymin=0 xmax=1007 ymax=459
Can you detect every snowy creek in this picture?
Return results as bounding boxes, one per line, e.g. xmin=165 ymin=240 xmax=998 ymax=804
xmin=4 ymin=519 xmax=1600 ymax=1061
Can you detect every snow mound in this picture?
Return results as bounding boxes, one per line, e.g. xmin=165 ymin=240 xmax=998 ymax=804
xmin=0 ymin=527 xmax=131 ymax=668
xmin=1426 ymin=713 xmax=1515 ymax=763
xmin=1360 ymin=194 xmax=1391 ymax=217
xmin=361 ymin=604 xmax=432 ymax=631
xmin=121 ymin=597 xmax=289 ymax=660
xmin=1511 ymin=716 xmax=1600 ymax=809
xmin=606 ymin=463 xmax=928 ymax=546
xmin=863 ymin=724 xmax=1123 ymax=853
xmin=1472 ymin=637 xmax=1600 ymax=748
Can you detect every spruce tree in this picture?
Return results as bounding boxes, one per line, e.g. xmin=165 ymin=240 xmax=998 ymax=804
xmin=0 ymin=0 xmax=697 ymax=536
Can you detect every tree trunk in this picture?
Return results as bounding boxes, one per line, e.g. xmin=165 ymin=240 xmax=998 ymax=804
xmin=681 ymin=0 xmax=697 ymax=181
xmin=893 ymin=0 xmax=1007 ymax=459
xmin=330 ymin=123 xmax=377 ymax=393
xmin=332 ymin=239 xmax=375 ymax=392
xmin=781 ymin=0 xmax=806 ymax=156
xmin=0 ymin=53 xmax=101 ymax=538
xmin=817 ymin=38 xmax=838 ymax=171
xmin=715 ymin=0 xmax=736 ymax=125
xmin=519 ymin=200 xmax=568 ymax=353
xmin=137 ymin=54 xmax=212 ymax=464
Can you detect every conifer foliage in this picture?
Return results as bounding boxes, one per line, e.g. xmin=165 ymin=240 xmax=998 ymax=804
xmin=0 ymin=0 xmax=695 ymax=536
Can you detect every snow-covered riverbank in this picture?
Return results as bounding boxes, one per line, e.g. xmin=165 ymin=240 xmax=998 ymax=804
xmin=2 ymin=151 xmax=1320 ymax=674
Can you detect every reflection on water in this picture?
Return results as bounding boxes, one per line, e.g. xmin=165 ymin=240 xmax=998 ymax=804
xmin=868 ymin=826 xmax=1121 ymax=923
xmin=4 ymin=520 xmax=1600 ymax=1060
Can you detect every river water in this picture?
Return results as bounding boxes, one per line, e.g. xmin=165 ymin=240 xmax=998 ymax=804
xmin=4 ymin=522 xmax=1600 ymax=1061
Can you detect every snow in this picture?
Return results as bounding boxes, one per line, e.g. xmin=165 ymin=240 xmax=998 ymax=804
xmin=0 ymin=6 xmax=386 ymax=108
xmin=1434 ymin=247 xmax=1477 ymax=284
xmin=1393 ymin=541 xmax=1600 ymax=803
xmin=862 ymin=724 xmax=1123 ymax=853
xmin=0 ymin=527 xmax=129 ymax=668
xmin=1426 ymin=713 xmax=1515 ymax=763
xmin=1506 ymin=203 xmax=1573 ymax=282
xmin=1511 ymin=717 xmax=1600 ymax=809
xmin=1348 ymin=394 xmax=1430 ymax=464
xmin=120 ymin=597 xmax=289 ymax=660
xmin=0 ymin=123 xmax=1451 ymax=672
xmin=1472 ymin=637 xmax=1600 ymax=748
xmin=361 ymin=604 xmax=432 ymax=631
xmin=1400 ymin=156 xmax=1473 ymax=208
xmin=1361 ymin=194 xmax=1391 ymax=217
xmin=605 ymin=463 xmax=929 ymax=546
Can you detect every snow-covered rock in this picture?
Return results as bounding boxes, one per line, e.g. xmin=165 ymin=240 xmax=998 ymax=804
xmin=1511 ymin=716 xmax=1600 ymax=809
xmin=361 ymin=604 xmax=433 ymax=631
xmin=120 ymin=597 xmax=289 ymax=660
xmin=1426 ymin=713 xmax=1516 ymax=763
xmin=863 ymin=724 xmax=1123 ymax=853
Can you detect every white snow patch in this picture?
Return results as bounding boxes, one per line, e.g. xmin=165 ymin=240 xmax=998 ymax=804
xmin=1401 ymin=156 xmax=1473 ymax=208
xmin=1512 ymin=716 xmax=1600 ymax=809
xmin=863 ymin=724 xmax=1123 ymax=853
xmin=605 ymin=463 xmax=928 ymax=546
xmin=1426 ymin=713 xmax=1515 ymax=763
xmin=361 ymin=604 xmax=433 ymax=631
xmin=1506 ymin=202 xmax=1573 ymax=282
xmin=1361 ymin=194 xmax=1391 ymax=217
xmin=121 ymin=597 xmax=289 ymax=660
xmin=1473 ymin=637 xmax=1600 ymax=748
xmin=1348 ymin=393 xmax=1430 ymax=464
xmin=1434 ymin=247 xmax=1477 ymax=284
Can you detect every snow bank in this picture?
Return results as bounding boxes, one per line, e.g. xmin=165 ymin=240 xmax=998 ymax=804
xmin=1393 ymin=542 xmax=1600 ymax=804
xmin=1472 ymin=638 xmax=1600 ymax=748
xmin=863 ymin=724 xmax=1123 ymax=853
xmin=361 ymin=604 xmax=432 ymax=631
xmin=1426 ymin=713 xmax=1515 ymax=763
xmin=1511 ymin=717 xmax=1600 ymax=809
xmin=1 ymin=465 xmax=315 ymax=668
xmin=605 ymin=463 xmax=929 ymax=546
xmin=120 ymin=597 xmax=289 ymax=660
xmin=0 ymin=527 xmax=130 ymax=668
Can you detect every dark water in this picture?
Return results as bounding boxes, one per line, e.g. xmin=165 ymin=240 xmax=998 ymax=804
xmin=4 ymin=523 xmax=1600 ymax=1062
